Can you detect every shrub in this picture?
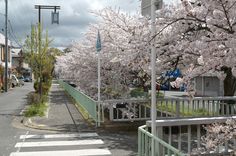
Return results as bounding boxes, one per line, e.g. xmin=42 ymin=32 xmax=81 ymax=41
xmin=103 ymin=87 xmax=121 ymax=99
xmin=27 ymin=92 xmax=48 ymax=105
xmin=24 ymin=103 xmax=47 ymax=117
xmin=130 ymin=88 xmax=148 ymax=98
xmin=25 ymin=92 xmax=48 ymax=117
xmin=34 ymin=81 xmax=52 ymax=95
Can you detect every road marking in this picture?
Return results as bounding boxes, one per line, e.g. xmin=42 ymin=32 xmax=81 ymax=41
xmin=20 ymin=133 xmax=98 ymax=139
xmin=10 ymin=149 xmax=111 ymax=156
xmin=16 ymin=131 xmax=29 ymax=152
xmin=15 ymin=139 xmax=104 ymax=147
xmin=52 ymin=84 xmax=60 ymax=86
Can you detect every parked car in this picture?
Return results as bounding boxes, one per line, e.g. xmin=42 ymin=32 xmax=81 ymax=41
xmin=11 ymin=74 xmax=19 ymax=87
xmin=24 ymin=77 xmax=32 ymax=82
xmin=17 ymin=76 xmax=25 ymax=86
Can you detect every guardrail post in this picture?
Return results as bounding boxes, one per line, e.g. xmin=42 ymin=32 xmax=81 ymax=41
xmin=197 ymin=124 xmax=200 ymax=149
xmin=176 ymin=99 xmax=180 ymax=117
xmin=138 ymin=128 xmax=141 ymax=156
xmin=109 ymin=104 xmax=114 ymax=121
xmin=226 ymin=104 xmax=229 ymax=116
xmin=156 ymin=127 xmax=163 ymax=156
xmin=168 ymin=126 xmax=172 ymax=155
xmin=178 ymin=126 xmax=181 ymax=151
xmin=96 ymin=101 xmax=100 ymax=127
xmin=187 ymin=125 xmax=191 ymax=155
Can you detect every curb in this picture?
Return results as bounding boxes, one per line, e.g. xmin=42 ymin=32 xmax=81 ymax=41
xmin=22 ymin=117 xmax=68 ymax=132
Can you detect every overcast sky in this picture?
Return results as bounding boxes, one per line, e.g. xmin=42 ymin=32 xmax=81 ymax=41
xmin=0 ymin=0 xmax=176 ymax=48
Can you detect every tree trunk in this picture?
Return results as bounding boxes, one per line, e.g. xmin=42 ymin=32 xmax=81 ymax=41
xmin=224 ymin=68 xmax=236 ymax=96
xmin=143 ymin=85 xmax=149 ymax=93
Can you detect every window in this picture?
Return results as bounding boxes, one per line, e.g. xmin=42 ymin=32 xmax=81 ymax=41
xmin=0 ymin=45 xmax=4 ymax=61
xmin=0 ymin=45 xmax=10 ymax=62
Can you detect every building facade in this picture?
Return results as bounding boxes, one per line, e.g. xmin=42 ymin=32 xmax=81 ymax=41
xmin=194 ymin=75 xmax=224 ymax=97
xmin=0 ymin=33 xmax=12 ymax=90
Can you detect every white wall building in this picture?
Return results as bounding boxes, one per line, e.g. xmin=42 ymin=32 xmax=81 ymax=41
xmin=194 ymin=74 xmax=224 ymax=97
xmin=0 ymin=33 xmax=12 ymax=69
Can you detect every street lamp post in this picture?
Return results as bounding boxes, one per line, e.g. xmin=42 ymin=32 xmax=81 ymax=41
xmin=141 ymin=0 xmax=162 ymax=155
xmin=151 ymin=0 xmax=157 ymax=155
xmin=35 ymin=5 xmax=60 ymax=24
xmin=34 ymin=5 xmax=60 ymax=97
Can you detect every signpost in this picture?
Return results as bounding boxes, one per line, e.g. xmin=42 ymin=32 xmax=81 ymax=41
xmin=141 ymin=0 xmax=163 ymax=155
xmin=96 ymin=30 xmax=102 ymax=127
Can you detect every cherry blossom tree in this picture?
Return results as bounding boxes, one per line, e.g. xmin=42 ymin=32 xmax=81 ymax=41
xmin=56 ymin=0 xmax=236 ymax=97
xmin=192 ymin=119 xmax=236 ymax=155
xmin=156 ymin=0 xmax=236 ymax=96
xmin=55 ymin=8 xmax=154 ymax=99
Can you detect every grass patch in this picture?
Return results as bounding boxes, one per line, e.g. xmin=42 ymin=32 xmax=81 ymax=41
xmin=130 ymin=88 xmax=164 ymax=98
xmin=24 ymin=92 xmax=48 ymax=117
xmin=157 ymin=102 xmax=210 ymax=116
xmin=24 ymin=103 xmax=48 ymax=117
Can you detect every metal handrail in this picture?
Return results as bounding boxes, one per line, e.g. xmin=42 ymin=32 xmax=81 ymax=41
xmin=138 ymin=125 xmax=185 ymax=156
xmin=58 ymin=80 xmax=98 ymax=122
xmin=146 ymin=116 xmax=236 ymax=127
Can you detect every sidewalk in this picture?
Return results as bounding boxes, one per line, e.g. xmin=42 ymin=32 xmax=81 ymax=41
xmin=24 ymin=81 xmax=94 ymax=132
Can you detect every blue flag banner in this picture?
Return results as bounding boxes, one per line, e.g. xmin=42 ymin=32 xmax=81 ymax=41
xmin=96 ymin=30 xmax=102 ymax=52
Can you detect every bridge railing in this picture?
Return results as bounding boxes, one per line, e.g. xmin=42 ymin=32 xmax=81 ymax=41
xmin=57 ymin=80 xmax=236 ymax=124
xmin=58 ymin=80 xmax=99 ymax=123
xmin=140 ymin=116 xmax=236 ymax=155
xmin=157 ymin=96 xmax=236 ymax=117
xmin=102 ymin=96 xmax=236 ymax=122
xmin=138 ymin=125 xmax=185 ymax=156
xmin=102 ymin=99 xmax=150 ymax=121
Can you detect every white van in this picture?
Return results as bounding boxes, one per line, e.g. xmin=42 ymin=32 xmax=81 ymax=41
xmin=11 ymin=74 xmax=19 ymax=87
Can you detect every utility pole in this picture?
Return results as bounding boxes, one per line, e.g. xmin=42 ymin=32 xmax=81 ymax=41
xmin=4 ymin=0 xmax=8 ymax=92
xmin=34 ymin=5 xmax=60 ymax=97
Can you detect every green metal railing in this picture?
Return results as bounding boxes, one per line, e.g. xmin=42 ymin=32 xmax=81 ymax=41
xmin=138 ymin=125 xmax=185 ymax=156
xmin=58 ymin=80 xmax=98 ymax=122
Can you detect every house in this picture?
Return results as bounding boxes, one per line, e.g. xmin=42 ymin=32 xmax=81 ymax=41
xmin=11 ymin=48 xmax=31 ymax=78
xmin=0 ymin=33 xmax=12 ymax=69
xmin=193 ymin=73 xmax=224 ymax=96
xmin=0 ymin=33 xmax=11 ymax=89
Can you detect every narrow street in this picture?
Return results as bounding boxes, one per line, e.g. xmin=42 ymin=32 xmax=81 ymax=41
xmin=0 ymin=83 xmax=34 ymax=156
xmin=0 ymin=82 xmax=137 ymax=156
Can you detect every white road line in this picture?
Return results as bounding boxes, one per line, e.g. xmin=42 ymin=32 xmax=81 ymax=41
xmin=52 ymin=84 xmax=60 ymax=86
xmin=20 ymin=133 xmax=98 ymax=139
xmin=15 ymin=139 xmax=104 ymax=147
xmin=10 ymin=149 xmax=111 ymax=156
xmin=16 ymin=131 xmax=29 ymax=152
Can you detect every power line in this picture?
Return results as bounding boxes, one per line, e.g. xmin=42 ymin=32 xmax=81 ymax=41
xmin=8 ymin=20 xmax=23 ymax=48
xmin=0 ymin=12 xmax=23 ymax=48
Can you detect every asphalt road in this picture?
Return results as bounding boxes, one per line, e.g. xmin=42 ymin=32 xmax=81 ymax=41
xmin=0 ymin=83 xmax=34 ymax=156
xmin=0 ymin=82 xmax=138 ymax=156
